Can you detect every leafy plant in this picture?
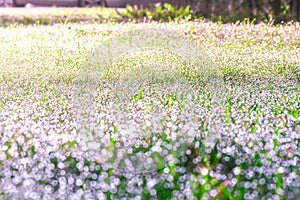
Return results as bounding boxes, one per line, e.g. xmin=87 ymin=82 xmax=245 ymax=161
xmin=116 ymin=3 xmax=193 ymax=22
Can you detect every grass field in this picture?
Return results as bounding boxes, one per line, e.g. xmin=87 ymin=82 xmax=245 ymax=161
xmin=0 ymin=8 xmax=299 ymax=199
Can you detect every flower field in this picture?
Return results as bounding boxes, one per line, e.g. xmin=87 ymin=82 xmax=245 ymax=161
xmin=0 ymin=8 xmax=299 ymax=199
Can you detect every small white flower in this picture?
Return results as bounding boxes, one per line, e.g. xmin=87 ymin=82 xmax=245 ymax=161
xmin=233 ymin=167 xmax=241 ymax=175
xmin=164 ymin=167 xmax=170 ymax=174
xmin=201 ymin=167 xmax=209 ymax=176
xmin=277 ymin=167 xmax=284 ymax=174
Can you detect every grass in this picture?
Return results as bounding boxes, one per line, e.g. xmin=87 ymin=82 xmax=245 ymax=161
xmin=0 ymin=7 xmax=119 ymax=26
xmin=0 ymin=8 xmax=299 ymax=200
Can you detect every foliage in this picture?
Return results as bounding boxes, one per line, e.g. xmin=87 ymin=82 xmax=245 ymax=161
xmin=185 ymin=0 xmax=300 ymax=23
xmin=116 ymin=3 xmax=193 ymax=22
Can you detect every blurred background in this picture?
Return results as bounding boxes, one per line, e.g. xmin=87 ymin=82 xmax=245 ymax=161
xmin=0 ymin=0 xmax=299 ymax=23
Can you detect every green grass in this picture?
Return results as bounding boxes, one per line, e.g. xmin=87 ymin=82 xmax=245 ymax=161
xmin=0 ymin=8 xmax=299 ymax=200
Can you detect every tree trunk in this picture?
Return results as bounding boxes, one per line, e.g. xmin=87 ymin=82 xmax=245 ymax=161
xmin=269 ymin=0 xmax=282 ymax=21
xmin=205 ymin=0 xmax=213 ymax=18
xmin=296 ymin=0 xmax=300 ymax=21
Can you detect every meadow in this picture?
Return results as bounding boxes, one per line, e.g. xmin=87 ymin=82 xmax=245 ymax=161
xmin=0 ymin=7 xmax=299 ymax=199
